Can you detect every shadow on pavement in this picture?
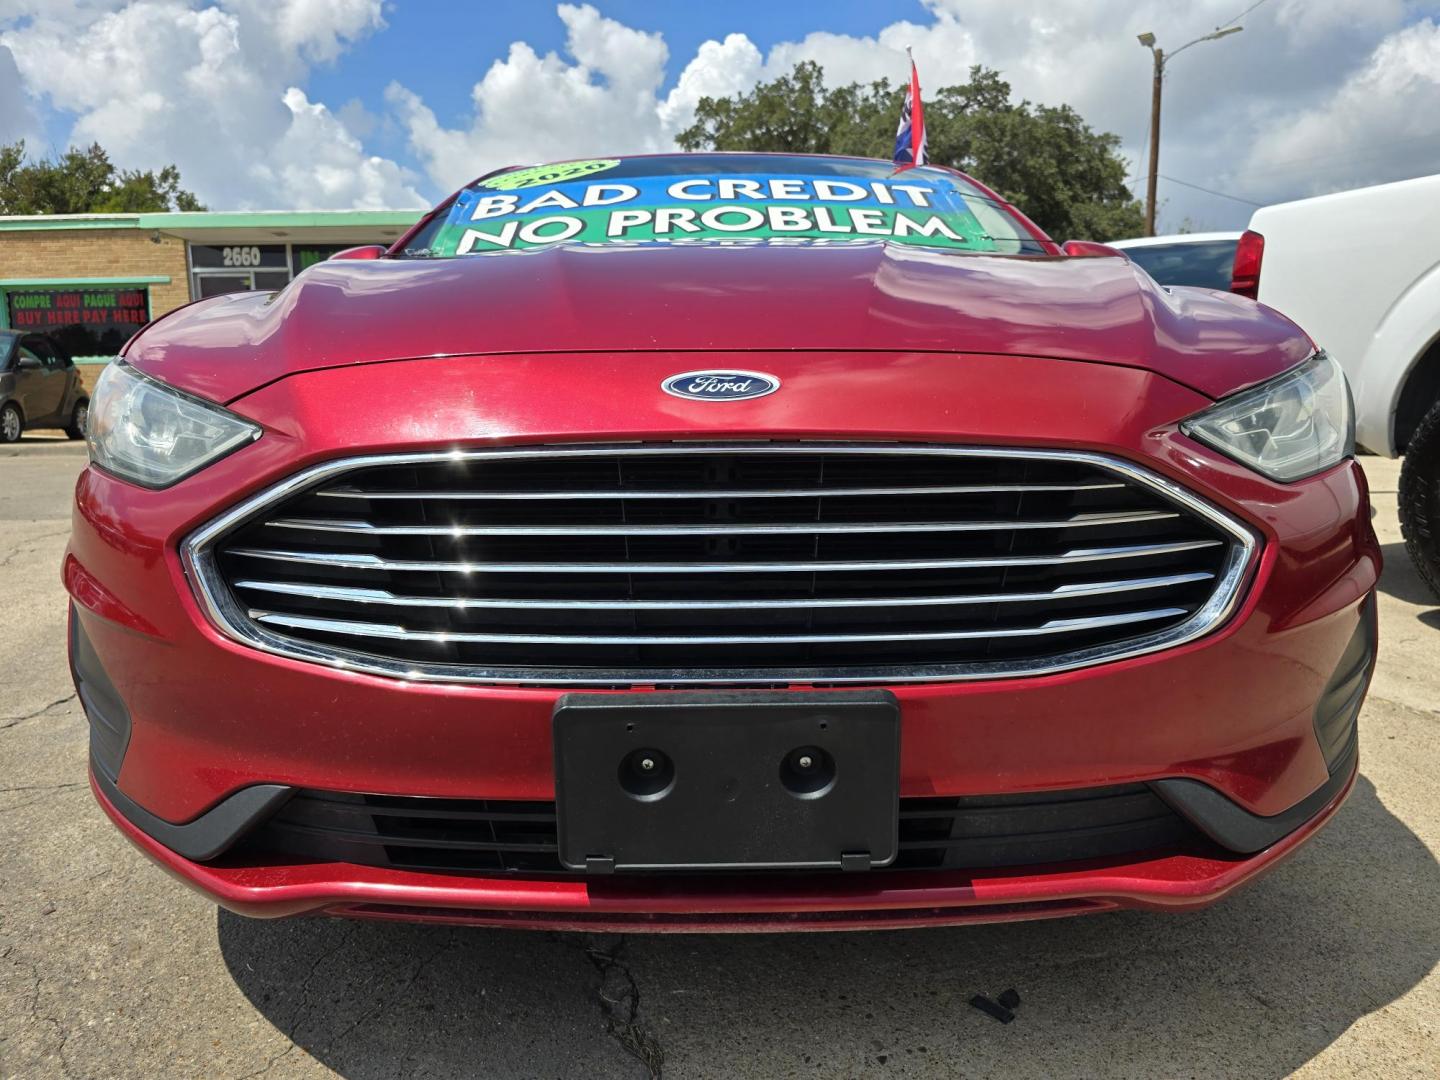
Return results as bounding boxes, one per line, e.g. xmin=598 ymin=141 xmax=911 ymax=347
xmin=1377 ymin=541 xmax=1440 ymax=625
xmin=218 ymin=773 xmax=1438 ymax=1078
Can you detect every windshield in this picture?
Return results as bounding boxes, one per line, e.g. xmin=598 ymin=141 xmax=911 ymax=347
xmin=400 ymin=154 xmax=1045 ymax=258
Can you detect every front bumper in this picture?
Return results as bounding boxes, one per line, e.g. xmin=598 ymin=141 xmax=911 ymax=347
xmin=68 ymin=350 xmax=1381 ymax=927
xmin=91 ymin=751 xmax=1357 ymax=931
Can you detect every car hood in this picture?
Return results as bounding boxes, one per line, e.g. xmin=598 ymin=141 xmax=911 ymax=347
xmin=125 ymin=242 xmax=1313 ymax=403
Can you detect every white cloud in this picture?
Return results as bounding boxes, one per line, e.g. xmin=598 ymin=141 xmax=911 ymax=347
xmin=227 ymin=0 xmax=385 ymax=65
xmin=4 ymin=0 xmax=1436 ymax=228
xmin=388 ymin=1 xmax=1440 ymax=232
xmin=0 ymin=42 xmax=40 ymax=145
xmin=0 ymin=0 xmax=427 ymax=209
xmin=1236 ymin=19 xmax=1440 ymax=200
xmin=388 ymin=3 xmax=675 ymax=188
xmin=264 ymin=87 xmax=423 ymax=209
xmin=656 ymin=33 xmax=762 ymax=133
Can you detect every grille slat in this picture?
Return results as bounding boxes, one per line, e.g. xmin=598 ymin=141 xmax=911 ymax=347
xmin=263 ymin=509 xmax=1179 ymax=536
xmin=224 ymin=539 xmax=1224 ymax=574
xmin=247 ymin=606 xmax=1190 ymax=645
xmin=317 ymin=481 xmax=1128 ymax=501
xmin=238 ymin=785 xmax=1206 ymax=874
xmin=231 ymin=571 xmax=1216 ymax=611
xmin=193 ymin=443 xmax=1254 ymax=684
xmin=265 ymin=820 xmax=558 ymax=853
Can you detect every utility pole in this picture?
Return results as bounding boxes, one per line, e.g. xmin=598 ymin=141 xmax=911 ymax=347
xmin=1137 ymin=25 xmax=1244 ymax=236
xmin=1145 ymin=44 xmax=1163 ymax=237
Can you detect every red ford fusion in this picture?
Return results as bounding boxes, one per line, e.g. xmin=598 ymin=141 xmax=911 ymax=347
xmin=71 ymin=154 xmax=1379 ymax=931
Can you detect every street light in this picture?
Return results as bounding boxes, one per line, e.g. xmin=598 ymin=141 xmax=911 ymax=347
xmin=1137 ymin=24 xmax=1244 ymax=235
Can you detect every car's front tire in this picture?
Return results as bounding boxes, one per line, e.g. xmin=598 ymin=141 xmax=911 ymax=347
xmin=0 ymin=402 xmax=22 ymax=444
xmin=65 ymin=399 xmax=88 ymax=441
xmin=1399 ymin=397 xmax=1440 ymax=600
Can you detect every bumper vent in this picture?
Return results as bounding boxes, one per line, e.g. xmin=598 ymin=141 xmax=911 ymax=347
xmin=185 ymin=444 xmax=1255 ymax=685
xmin=239 ymin=785 xmax=1200 ymax=875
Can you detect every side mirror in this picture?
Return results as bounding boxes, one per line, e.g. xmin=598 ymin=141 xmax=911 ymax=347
xmin=15 ymin=354 xmax=41 ymax=371
xmin=330 ymin=245 xmax=386 ymax=261
xmin=1061 ymin=240 xmax=1127 ymax=259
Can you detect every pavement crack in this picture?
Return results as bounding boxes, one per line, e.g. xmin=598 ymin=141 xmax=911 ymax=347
xmin=580 ymin=937 xmax=665 ymax=1079
xmin=235 ymin=1043 xmax=297 ymax=1080
xmin=0 ymin=528 xmax=69 ymax=569
xmin=0 ymin=785 xmax=88 ymax=814
xmin=6 ymin=945 xmax=74 ymax=1078
xmin=314 ymin=928 xmax=457 ymax=1062
xmin=1363 ymin=691 xmax=1440 ymax=717
xmin=1 ymin=693 xmax=77 ymax=730
xmin=229 ymin=925 xmax=361 ymax=1080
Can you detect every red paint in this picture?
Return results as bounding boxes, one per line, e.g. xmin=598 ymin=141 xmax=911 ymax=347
xmin=123 ymin=245 xmax=1311 ymax=406
xmin=66 ymin=350 xmax=1379 ymax=826
xmin=61 ymin=553 xmax=159 ymax=638
xmin=70 ymin=157 xmax=1380 ymax=927
xmin=1060 ymin=239 xmax=1126 ymax=258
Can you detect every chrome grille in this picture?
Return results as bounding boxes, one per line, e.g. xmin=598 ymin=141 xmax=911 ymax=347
xmin=184 ymin=444 xmax=1256 ymax=685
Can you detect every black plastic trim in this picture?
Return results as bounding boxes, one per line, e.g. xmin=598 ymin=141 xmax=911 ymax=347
xmin=1314 ymin=594 xmax=1377 ymax=771
xmin=69 ymin=607 xmax=132 ymax=783
xmin=93 ymin=764 xmax=293 ymax=862
xmin=1150 ymin=734 xmax=1357 ymax=855
xmin=94 ymin=744 xmax=1355 ymax=868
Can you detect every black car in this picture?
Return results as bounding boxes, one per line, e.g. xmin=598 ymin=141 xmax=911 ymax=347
xmin=0 ymin=331 xmax=89 ymax=442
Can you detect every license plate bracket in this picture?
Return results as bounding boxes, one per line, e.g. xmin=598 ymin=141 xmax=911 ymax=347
xmin=553 ymin=691 xmax=899 ymax=872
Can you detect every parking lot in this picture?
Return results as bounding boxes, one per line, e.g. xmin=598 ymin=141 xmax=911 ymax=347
xmin=1 ymin=441 xmax=1435 ymax=1079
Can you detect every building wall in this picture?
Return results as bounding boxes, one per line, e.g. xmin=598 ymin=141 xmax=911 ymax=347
xmin=1 ymin=228 xmax=191 ymax=398
xmin=0 ymin=229 xmax=191 ymax=315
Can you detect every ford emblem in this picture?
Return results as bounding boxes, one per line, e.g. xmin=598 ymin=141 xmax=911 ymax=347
xmin=661 ymin=370 xmax=781 ymax=402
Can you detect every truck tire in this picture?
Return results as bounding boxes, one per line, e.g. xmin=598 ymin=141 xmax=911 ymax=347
xmin=1399 ymin=397 xmax=1440 ymax=600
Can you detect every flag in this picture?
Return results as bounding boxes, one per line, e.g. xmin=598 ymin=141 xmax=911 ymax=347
xmin=893 ymin=52 xmax=926 ymax=168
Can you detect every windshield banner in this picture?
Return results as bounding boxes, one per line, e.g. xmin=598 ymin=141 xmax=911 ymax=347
xmin=433 ymin=173 xmax=1000 ymax=255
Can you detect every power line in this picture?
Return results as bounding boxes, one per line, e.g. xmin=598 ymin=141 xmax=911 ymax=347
xmin=1127 ymin=125 xmax=1438 ymax=196
xmin=1216 ymin=0 xmax=1274 ymax=32
xmin=1236 ymin=135 xmax=1440 ymax=180
xmin=1158 ymin=174 xmax=1263 ymax=206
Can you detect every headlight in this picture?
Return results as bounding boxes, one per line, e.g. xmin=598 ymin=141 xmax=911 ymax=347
xmin=86 ymin=361 xmax=260 ymax=487
xmin=1181 ymin=351 xmax=1354 ymax=482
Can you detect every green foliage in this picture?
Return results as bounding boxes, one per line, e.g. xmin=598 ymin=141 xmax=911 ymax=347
xmin=0 ymin=141 xmax=206 ymax=215
xmin=677 ymin=62 xmax=1143 ymax=242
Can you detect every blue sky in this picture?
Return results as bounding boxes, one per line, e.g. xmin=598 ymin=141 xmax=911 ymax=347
xmin=2 ymin=1 xmax=1438 ymax=232
xmin=304 ymin=1 xmax=933 ymax=177
xmin=306 ymin=1 xmax=931 ymax=123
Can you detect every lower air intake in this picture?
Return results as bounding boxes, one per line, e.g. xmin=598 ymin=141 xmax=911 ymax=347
xmin=237 ymin=784 xmax=1202 ymax=875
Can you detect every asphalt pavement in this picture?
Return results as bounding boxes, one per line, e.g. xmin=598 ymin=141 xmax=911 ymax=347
xmin=1 ymin=441 xmax=1436 ymax=1079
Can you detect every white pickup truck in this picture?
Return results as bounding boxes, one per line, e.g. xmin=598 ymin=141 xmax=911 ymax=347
xmin=1242 ymin=175 xmax=1440 ymax=596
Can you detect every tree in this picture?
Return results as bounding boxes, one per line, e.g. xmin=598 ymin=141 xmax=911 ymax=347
xmin=677 ymin=62 xmax=1143 ymax=242
xmin=0 ymin=141 xmax=205 ymax=215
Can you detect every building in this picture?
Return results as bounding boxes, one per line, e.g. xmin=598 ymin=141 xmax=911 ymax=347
xmin=0 ymin=209 xmax=424 ymax=392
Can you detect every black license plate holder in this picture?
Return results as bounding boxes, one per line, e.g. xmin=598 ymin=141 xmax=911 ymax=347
xmin=553 ymin=691 xmax=899 ymax=872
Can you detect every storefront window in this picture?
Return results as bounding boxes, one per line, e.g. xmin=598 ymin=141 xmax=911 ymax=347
xmin=188 ymin=242 xmax=374 ymax=299
xmin=189 ymin=243 xmax=285 ymax=301
xmin=291 ymin=245 xmax=359 ymax=275
xmin=4 ymin=287 xmax=149 ymax=359
xmin=190 ymin=244 xmax=290 ymax=271
xmin=196 ymin=272 xmax=290 ymax=299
